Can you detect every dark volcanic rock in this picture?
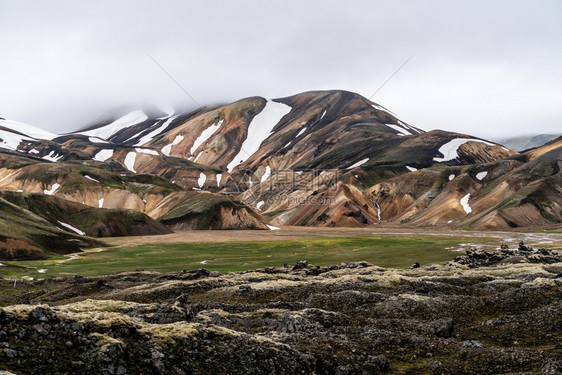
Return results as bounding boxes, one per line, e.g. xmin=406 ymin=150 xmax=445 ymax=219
xmin=0 ymin=250 xmax=561 ymax=374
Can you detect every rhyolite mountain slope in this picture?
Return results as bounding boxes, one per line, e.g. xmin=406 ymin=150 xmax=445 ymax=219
xmin=2 ymin=90 xmax=559 ymax=232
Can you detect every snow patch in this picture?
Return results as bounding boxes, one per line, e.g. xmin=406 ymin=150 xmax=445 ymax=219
xmin=124 ymin=152 xmax=137 ymax=173
xmin=261 ymin=166 xmax=271 ymax=183
xmin=433 ymin=138 xmax=495 ymax=162
xmin=78 ymin=110 xmax=148 ymax=139
xmin=89 ymin=137 xmax=108 ymax=144
xmin=198 ymin=172 xmax=207 ymax=188
xmin=0 ymin=129 xmax=32 ymax=151
xmin=256 ymin=201 xmax=265 ymax=210
xmin=44 ymin=183 xmax=60 ymax=195
xmin=98 ymin=198 xmax=104 ymax=208
xmin=162 ymin=135 xmax=184 ymax=156
xmin=371 ymin=103 xmax=395 ymax=115
xmin=502 ymin=147 xmax=509 ymax=151
xmin=386 ymin=124 xmax=412 ymax=136
xmin=93 ymin=149 xmax=114 ymax=162
xmin=28 ymin=148 xmax=40 ymax=154
xmin=191 ymin=119 xmax=224 ymax=155
xmin=58 ymin=221 xmax=85 ymax=235
xmin=449 ymin=174 xmax=455 ymax=181
xmin=406 ymin=166 xmax=417 ymax=172
xmin=283 ymin=142 xmax=292 ymax=148
xmin=0 ymin=118 xmax=56 ymax=140
xmin=84 ymin=175 xmax=99 ymax=183
xmin=135 ymin=148 xmax=159 ymax=156
xmin=296 ymin=127 xmax=307 ymax=138
xmin=200 ymin=260 xmax=208 ymax=264
xmin=320 ymin=110 xmax=327 ymax=119
xmin=216 ymin=173 xmax=222 ymax=187
xmin=460 ymin=193 xmax=472 ymax=214
xmin=37 ymin=269 xmax=47 ymax=273
xmin=42 ymin=150 xmax=63 ymax=162
xmin=347 ymin=158 xmax=369 ymax=169
xmin=373 ymin=201 xmax=381 ymax=221
xmin=476 ymin=171 xmax=488 ymax=181
xmin=227 ymin=100 xmax=292 ymax=171
xmin=267 ymin=224 xmax=280 ymax=230
xmin=135 ymin=116 xmax=177 ymax=146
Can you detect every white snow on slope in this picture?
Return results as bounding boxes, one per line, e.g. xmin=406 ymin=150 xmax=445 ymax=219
xmin=58 ymin=221 xmax=85 ymax=235
xmin=135 ymin=116 xmax=177 ymax=146
xmin=460 ymin=193 xmax=472 ymax=214
xmin=320 ymin=110 xmax=327 ymax=119
xmin=296 ymin=127 xmax=307 ymax=138
xmin=93 ymin=149 xmax=114 ymax=162
xmin=198 ymin=172 xmax=207 ymax=188
xmin=449 ymin=174 xmax=456 ymax=181
xmin=124 ymin=152 xmax=137 ymax=173
xmin=0 ymin=118 xmax=56 ymax=140
xmin=386 ymin=124 xmax=412 ymax=136
xmin=216 ymin=173 xmax=222 ymax=187
xmin=433 ymin=138 xmax=495 ymax=162
xmin=256 ymin=201 xmax=265 ymax=210
xmin=406 ymin=166 xmax=417 ymax=172
xmin=78 ymin=110 xmax=148 ymax=140
xmin=89 ymin=137 xmax=108 ymax=144
xmin=98 ymin=198 xmax=104 ymax=208
xmin=135 ymin=148 xmax=159 ymax=156
xmin=84 ymin=175 xmax=99 ymax=183
xmin=29 ymin=148 xmax=40 ymax=154
xmin=191 ymin=119 xmax=224 ymax=155
xmin=372 ymin=103 xmax=396 ymax=116
xmin=261 ymin=166 xmax=271 ymax=183
xmin=476 ymin=171 xmax=488 ymax=180
xmin=162 ymin=135 xmax=184 ymax=156
xmin=267 ymin=224 xmax=280 ymax=230
xmin=227 ymin=100 xmax=292 ymax=172
xmin=398 ymin=120 xmax=422 ymax=134
xmin=42 ymin=151 xmax=63 ymax=162
xmin=0 ymin=129 xmax=32 ymax=151
xmin=44 ymin=183 xmax=60 ymax=195
xmin=347 ymin=158 xmax=369 ymax=169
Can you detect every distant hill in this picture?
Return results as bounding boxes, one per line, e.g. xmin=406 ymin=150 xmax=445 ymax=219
xmin=495 ymin=133 xmax=561 ymax=152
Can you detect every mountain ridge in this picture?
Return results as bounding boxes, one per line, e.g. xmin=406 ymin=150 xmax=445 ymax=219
xmin=1 ymin=89 xmax=559 ymax=239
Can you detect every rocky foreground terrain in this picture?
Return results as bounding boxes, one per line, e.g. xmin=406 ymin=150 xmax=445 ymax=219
xmin=1 ymin=242 xmax=561 ymax=374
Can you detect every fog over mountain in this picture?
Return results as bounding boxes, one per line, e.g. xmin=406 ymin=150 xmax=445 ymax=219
xmin=1 ymin=0 xmax=561 ymax=138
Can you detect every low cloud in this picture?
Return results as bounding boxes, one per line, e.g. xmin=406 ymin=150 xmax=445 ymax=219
xmin=1 ymin=0 xmax=561 ymax=138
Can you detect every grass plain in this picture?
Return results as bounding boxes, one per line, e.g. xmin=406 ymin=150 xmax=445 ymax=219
xmin=1 ymin=234 xmax=492 ymax=278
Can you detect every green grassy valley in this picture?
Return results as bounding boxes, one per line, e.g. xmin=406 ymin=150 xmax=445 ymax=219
xmin=0 ymin=235 xmax=492 ymax=278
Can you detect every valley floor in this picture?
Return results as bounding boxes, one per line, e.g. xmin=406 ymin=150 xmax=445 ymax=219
xmin=104 ymin=226 xmax=562 ymax=250
xmin=1 ymin=227 xmax=561 ymax=279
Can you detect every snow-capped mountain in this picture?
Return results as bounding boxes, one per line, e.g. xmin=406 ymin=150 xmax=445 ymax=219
xmin=1 ymin=89 xmax=560 ymax=241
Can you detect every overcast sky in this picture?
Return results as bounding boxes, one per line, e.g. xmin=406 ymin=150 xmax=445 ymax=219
xmin=1 ymin=0 xmax=561 ymax=139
